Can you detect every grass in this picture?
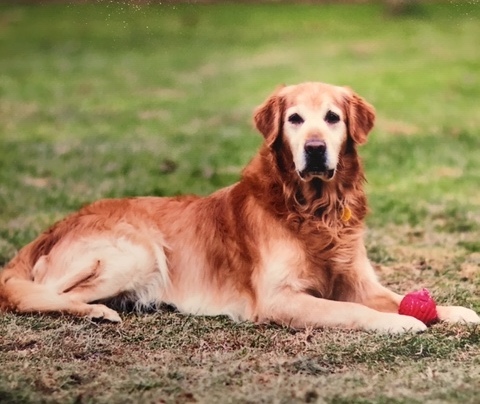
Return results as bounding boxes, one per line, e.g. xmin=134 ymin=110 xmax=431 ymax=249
xmin=1 ymin=1 xmax=480 ymax=402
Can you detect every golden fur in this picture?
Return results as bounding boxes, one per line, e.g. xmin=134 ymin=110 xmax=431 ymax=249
xmin=1 ymin=82 xmax=478 ymax=333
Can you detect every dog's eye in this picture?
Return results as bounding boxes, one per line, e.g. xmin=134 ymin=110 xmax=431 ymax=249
xmin=325 ymin=111 xmax=340 ymax=124
xmin=288 ymin=113 xmax=304 ymax=125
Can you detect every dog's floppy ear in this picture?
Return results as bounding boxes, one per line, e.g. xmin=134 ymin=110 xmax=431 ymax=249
xmin=253 ymin=87 xmax=285 ymax=147
xmin=344 ymin=88 xmax=376 ymax=145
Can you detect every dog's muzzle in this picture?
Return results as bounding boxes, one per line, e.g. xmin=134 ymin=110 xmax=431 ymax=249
xmin=298 ymin=140 xmax=336 ymax=181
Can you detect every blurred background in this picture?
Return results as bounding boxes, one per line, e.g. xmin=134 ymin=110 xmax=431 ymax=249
xmin=0 ymin=0 xmax=479 ymax=259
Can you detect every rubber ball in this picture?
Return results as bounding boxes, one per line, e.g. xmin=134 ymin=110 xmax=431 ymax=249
xmin=398 ymin=288 xmax=438 ymax=325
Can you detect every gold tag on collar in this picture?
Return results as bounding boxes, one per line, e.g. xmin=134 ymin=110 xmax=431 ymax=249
xmin=341 ymin=206 xmax=352 ymax=222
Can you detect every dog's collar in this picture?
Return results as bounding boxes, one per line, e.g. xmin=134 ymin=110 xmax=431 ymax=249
xmin=341 ymin=205 xmax=352 ymax=223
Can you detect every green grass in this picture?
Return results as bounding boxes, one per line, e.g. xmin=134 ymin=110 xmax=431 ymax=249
xmin=1 ymin=2 xmax=480 ymax=402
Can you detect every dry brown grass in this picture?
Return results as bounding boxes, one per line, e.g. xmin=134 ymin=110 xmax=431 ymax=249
xmin=2 ymin=222 xmax=480 ymax=403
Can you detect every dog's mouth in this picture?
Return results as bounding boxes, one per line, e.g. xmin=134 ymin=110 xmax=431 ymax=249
xmin=298 ymin=168 xmax=336 ymax=182
xmin=299 ymin=147 xmax=336 ymax=182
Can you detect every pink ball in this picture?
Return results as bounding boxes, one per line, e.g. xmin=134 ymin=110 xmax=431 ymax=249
xmin=398 ymin=288 xmax=438 ymax=325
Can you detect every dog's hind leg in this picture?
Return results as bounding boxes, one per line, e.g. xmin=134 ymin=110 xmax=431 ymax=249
xmin=2 ymin=233 xmax=169 ymax=322
xmin=2 ymin=277 xmax=123 ymax=322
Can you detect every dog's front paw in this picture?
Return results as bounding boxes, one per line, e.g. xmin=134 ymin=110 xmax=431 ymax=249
xmin=365 ymin=312 xmax=427 ymax=334
xmin=436 ymin=305 xmax=480 ymax=324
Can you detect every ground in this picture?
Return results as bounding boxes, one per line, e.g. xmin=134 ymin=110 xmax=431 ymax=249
xmin=1 ymin=2 xmax=479 ymax=403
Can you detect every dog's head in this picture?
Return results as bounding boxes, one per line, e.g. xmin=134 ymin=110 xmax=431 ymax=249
xmin=254 ymin=82 xmax=375 ymax=182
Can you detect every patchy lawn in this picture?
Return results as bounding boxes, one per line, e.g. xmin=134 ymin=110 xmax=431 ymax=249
xmin=1 ymin=2 xmax=479 ymax=403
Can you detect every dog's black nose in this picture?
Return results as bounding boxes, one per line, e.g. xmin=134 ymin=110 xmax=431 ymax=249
xmin=304 ymin=140 xmax=326 ymax=155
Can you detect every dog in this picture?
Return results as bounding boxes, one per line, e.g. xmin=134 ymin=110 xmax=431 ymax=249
xmin=1 ymin=82 xmax=479 ymax=333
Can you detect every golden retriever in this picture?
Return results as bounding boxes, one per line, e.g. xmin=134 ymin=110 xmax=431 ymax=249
xmin=1 ymin=82 xmax=478 ymax=333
